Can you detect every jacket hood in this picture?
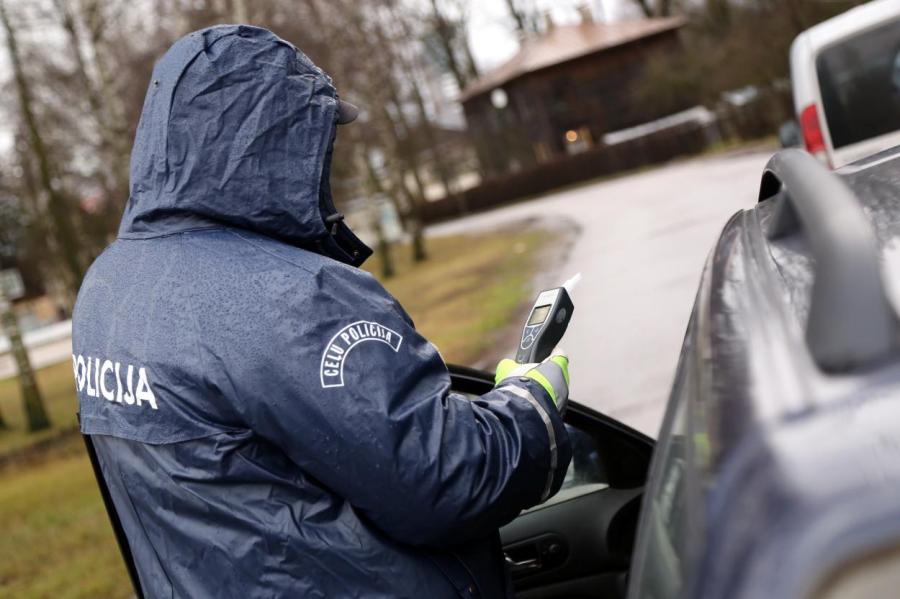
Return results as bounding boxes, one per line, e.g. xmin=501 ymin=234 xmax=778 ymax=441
xmin=119 ymin=25 xmax=371 ymax=266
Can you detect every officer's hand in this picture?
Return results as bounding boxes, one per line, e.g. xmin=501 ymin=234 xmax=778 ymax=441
xmin=495 ymin=348 xmax=569 ymax=413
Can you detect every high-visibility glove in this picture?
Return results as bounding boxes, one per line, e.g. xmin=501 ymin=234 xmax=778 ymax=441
xmin=495 ymin=348 xmax=569 ymax=413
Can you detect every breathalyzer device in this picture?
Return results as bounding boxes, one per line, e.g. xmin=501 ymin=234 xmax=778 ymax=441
xmin=516 ymin=273 xmax=581 ymax=363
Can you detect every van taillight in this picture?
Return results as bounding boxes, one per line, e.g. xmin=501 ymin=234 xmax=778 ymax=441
xmin=800 ymin=104 xmax=827 ymax=159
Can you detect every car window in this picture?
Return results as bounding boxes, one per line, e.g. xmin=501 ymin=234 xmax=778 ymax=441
xmin=454 ymin=391 xmax=609 ymax=505
xmin=816 ymin=18 xmax=900 ymax=148
xmin=628 ymin=322 xmax=706 ymax=599
xmin=525 ymin=423 xmax=609 ymax=512
xmin=561 ymin=424 xmax=606 ymax=490
xmin=456 ymin=389 xmax=608 ymax=489
xmin=629 ymin=397 xmax=688 ymax=599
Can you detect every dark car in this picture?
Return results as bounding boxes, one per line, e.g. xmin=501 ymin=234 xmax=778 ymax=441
xmin=627 ymin=147 xmax=900 ymax=599
xmin=87 ymin=148 xmax=900 ymax=598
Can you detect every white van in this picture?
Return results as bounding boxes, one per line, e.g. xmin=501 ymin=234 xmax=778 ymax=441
xmin=790 ymin=0 xmax=900 ymax=168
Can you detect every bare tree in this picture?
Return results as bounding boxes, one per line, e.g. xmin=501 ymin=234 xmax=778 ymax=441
xmin=1 ymin=0 xmax=493 ymax=282
xmin=0 ymin=285 xmax=50 ymax=432
xmin=1 ymin=0 xmax=86 ymax=295
xmin=426 ymin=0 xmax=479 ymax=91
xmin=51 ymin=0 xmax=130 ymax=211
xmin=388 ymin=2 xmax=456 ymax=201
xmin=632 ymin=0 xmax=653 ymax=17
xmin=0 ymin=193 xmax=49 ymax=432
xmin=504 ymin=0 xmax=528 ymax=35
xmin=327 ymin=0 xmax=435 ymax=261
xmin=362 ymin=149 xmax=396 ymax=279
xmin=632 ymin=0 xmax=682 ymax=17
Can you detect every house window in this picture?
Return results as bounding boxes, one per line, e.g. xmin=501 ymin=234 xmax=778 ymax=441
xmin=563 ymin=126 xmax=593 ymax=155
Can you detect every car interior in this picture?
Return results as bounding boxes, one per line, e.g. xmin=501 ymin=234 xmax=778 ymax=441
xmin=449 ymin=365 xmax=655 ymax=599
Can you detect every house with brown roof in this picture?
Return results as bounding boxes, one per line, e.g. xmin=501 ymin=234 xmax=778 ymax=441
xmin=460 ymin=15 xmax=687 ymax=176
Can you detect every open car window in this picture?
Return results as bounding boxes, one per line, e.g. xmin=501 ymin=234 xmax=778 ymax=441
xmin=522 ymin=423 xmax=609 ymax=513
xmin=452 ymin=389 xmax=610 ymax=507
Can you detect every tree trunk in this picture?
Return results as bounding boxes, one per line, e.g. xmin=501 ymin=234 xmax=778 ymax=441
xmin=782 ymin=0 xmax=808 ymax=35
xmin=82 ymin=0 xmax=131 ymax=187
xmin=0 ymin=360 xmax=5 ymax=428
xmin=362 ymin=148 xmax=396 ymax=279
xmin=378 ymin=106 xmax=429 ymax=264
xmin=1 ymin=0 xmax=85 ymax=291
xmin=375 ymin=220 xmax=395 ymax=278
xmin=52 ymin=0 xmax=129 ymax=249
xmin=461 ymin=30 xmax=479 ymax=83
xmin=428 ymin=0 xmax=468 ymax=91
xmin=504 ymin=0 xmax=528 ymax=35
xmin=632 ymin=0 xmax=653 ymax=17
xmin=328 ymin=0 xmax=429 ymax=263
xmin=375 ymin=45 xmax=430 ymax=259
xmin=231 ymin=0 xmax=248 ymax=22
xmin=410 ymin=220 xmax=427 ymax=262
xmin=705 ymin=0 xmax=731 ymax=28
xmin=388 ymin=4 xmax=461 ymax=211
xmin=0 ymin=288 xmax=50 ymax=432
xmin=52 ymin=0 xmax=122 ymax=195
xmin=409 ymin=78 xmax=456 ymax=202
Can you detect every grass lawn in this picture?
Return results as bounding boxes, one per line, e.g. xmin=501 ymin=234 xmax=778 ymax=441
xmin=0 ymin=437 xmax=129 ymax=599
xmin=365 ymin=229 xmax=547 ymax=365
xmin=0 ymin=228 xmax=550 ymax=598
xmin=0 ymin=361 xmax=80 ymax=458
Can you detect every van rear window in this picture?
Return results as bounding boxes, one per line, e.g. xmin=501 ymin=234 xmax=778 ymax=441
xmin=816 ymin=18 xmax=900 ymax=149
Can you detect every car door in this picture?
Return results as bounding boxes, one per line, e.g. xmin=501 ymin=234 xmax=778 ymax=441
xmin=625 ymin=298 xmax=711 ymax=599
xmin=449 ymin=365 xmax=655 ymax=599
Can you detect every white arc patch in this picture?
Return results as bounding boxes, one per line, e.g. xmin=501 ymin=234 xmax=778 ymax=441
xmin=320 ymin=321 xmax=403 ymax=388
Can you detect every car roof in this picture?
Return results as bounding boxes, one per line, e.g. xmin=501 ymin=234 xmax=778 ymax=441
xmin=793 ymin=0 xmax=900 ymax=53
xmin=708 ymin=147 xmax=900 ymax=450
xmin=692 ymin=147 xmax=900 ymax=598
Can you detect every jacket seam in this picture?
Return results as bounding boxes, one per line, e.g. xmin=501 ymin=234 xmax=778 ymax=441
xmin=118 ymin=226 xmax=225 ymax=240
xmin=226 ymin=229 xmax=321 ymax=275
xmin=81 ymin=420 xmax=245 ymax=446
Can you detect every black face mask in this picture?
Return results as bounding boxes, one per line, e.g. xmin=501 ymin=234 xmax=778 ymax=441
xmin=315 ymin=124 xmax=373 ymax=268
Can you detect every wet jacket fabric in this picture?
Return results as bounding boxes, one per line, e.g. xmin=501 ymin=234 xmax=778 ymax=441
xmin=72 ymin=25 xmax=571 ymax=598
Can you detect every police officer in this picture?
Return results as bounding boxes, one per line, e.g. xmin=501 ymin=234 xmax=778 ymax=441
xmin=73 ymin=25 xmax=571 ymax=598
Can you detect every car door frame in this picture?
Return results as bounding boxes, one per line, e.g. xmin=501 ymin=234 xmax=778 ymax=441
xmin=450 ymin=364 xmax=656 ymax=597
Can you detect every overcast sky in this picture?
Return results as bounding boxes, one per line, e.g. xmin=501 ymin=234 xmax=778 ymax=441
xmin=467 ymin=0 xmax=644 ymax=70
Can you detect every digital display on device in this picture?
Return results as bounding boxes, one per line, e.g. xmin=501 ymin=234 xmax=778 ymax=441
xmin=528 ymin=305 xmax=551 ymax=326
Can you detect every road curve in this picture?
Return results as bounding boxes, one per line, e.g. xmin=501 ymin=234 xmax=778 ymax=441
xmin=432 ymin=150 xmax=773 ymax=436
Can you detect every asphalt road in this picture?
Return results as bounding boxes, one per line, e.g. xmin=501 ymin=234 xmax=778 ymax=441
xmin=433 ymin=149 xmax=774 ymax=437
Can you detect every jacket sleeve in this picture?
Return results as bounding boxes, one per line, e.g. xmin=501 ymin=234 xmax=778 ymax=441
xmin=215 ymin=262 xmax=571 ymax=547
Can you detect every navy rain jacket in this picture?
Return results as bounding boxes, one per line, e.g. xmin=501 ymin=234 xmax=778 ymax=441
xmin=72 ymin=25 xmax=571 ymax=598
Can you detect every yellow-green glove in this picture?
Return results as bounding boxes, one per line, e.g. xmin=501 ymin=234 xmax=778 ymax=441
xmin=495 ymin=348 xmax=569 ymax=410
